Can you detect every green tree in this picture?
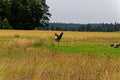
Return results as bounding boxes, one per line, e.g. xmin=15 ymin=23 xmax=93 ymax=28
xmin=0 ymin=18 xmax=12 ymax=29
xmin=0 ymin=0 xmax=11 ymax=20
xmin=0 ymin=0 xmax=11 ymax=29
xmin=0 ymin=0 xmax=51 ymax=30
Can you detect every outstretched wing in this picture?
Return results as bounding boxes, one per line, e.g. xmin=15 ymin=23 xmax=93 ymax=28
xmin=54 ymin=33 xmax=59 ymax=40
xmin=55 ymin=33 xmax=58 ymax=36
xmin=58 ymin=32 xmax=63 ymax=40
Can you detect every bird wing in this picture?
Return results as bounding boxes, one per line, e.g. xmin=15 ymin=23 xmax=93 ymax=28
xmin=54 ymin=33 xmax=59 ymax=40
xmin=58 ymin=32 xmax=63 ymax=39
xmin=55 ymin=33 xmax=59 ymax=37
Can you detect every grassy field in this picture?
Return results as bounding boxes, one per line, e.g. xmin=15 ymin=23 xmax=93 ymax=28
xmin=0 ymin=30 xmax=120 ymax=80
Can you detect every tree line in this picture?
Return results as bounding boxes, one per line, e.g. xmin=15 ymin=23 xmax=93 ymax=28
xmin=0 ymin=0 xmax=51 ymax=30
xmin=0 ymin=0 xmax=120 ymax=32
xmin=42 ymin=22 xmax=120 ymax=32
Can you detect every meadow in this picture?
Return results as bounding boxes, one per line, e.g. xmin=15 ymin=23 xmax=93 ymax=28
xmin=0 ymin=30 xmax=120 ymax=80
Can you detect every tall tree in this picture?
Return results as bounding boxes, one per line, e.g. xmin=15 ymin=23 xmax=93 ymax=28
xmin=0 ymin=0 xmax=51 ymax=30
xmin=0 ymin=0 xmax=12 ymax=29
xmin=0 ymin=0 xmax=11 ymax=20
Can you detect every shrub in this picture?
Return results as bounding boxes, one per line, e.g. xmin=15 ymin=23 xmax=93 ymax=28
xmin=0 ymin=18 xmax=12 ymax=29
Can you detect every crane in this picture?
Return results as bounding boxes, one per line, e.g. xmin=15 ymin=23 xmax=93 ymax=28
xmin=54 ymin=32 xmax=64 ymax=46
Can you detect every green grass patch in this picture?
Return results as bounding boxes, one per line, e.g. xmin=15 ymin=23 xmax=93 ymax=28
xmin=39 ymin=45 xmax=120 ymax=57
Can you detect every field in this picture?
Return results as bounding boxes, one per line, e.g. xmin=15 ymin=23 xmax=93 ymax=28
xmin=0 ymin=30 xmax=120 ymax=80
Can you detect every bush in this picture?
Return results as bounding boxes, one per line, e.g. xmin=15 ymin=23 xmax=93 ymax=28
xmin=0 ymin=18 xmax=12 ymax=29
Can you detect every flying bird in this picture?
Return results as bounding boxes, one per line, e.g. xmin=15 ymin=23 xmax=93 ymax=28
xmin=54 ymin=32 xmax=63 ymax=45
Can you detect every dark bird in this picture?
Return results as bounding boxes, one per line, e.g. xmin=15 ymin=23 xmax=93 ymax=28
xmin=54 ymin=32 xmax=63 ymax=45
xmin=110 ymin=43 xmax=120 ymax=48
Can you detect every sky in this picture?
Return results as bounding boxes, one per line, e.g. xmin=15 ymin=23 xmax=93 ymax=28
xmin=46 ymin=0 xmax=120 ymax=23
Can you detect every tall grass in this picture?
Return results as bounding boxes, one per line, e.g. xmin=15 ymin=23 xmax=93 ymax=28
xmin=0 ymin=30 xmax=120 ymax=79
xmin=0 ymin=49 xmax=120 ymax=80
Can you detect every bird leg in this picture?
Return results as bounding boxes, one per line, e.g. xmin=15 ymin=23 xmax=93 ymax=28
xmin=58 ymin=42 xmax=59 ymax=46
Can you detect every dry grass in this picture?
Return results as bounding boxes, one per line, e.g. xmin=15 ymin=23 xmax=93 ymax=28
xmin=0 ymin=30 xmax=120 ymax=80
xmin=0 ymin=30 xmax=120 ymax=45
xmin=0 ymin=49 xmax=120 ymax=80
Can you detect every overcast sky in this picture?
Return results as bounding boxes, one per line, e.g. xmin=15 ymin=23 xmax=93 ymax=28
xmin=47 ymin=0 xmax=120 ymax=23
